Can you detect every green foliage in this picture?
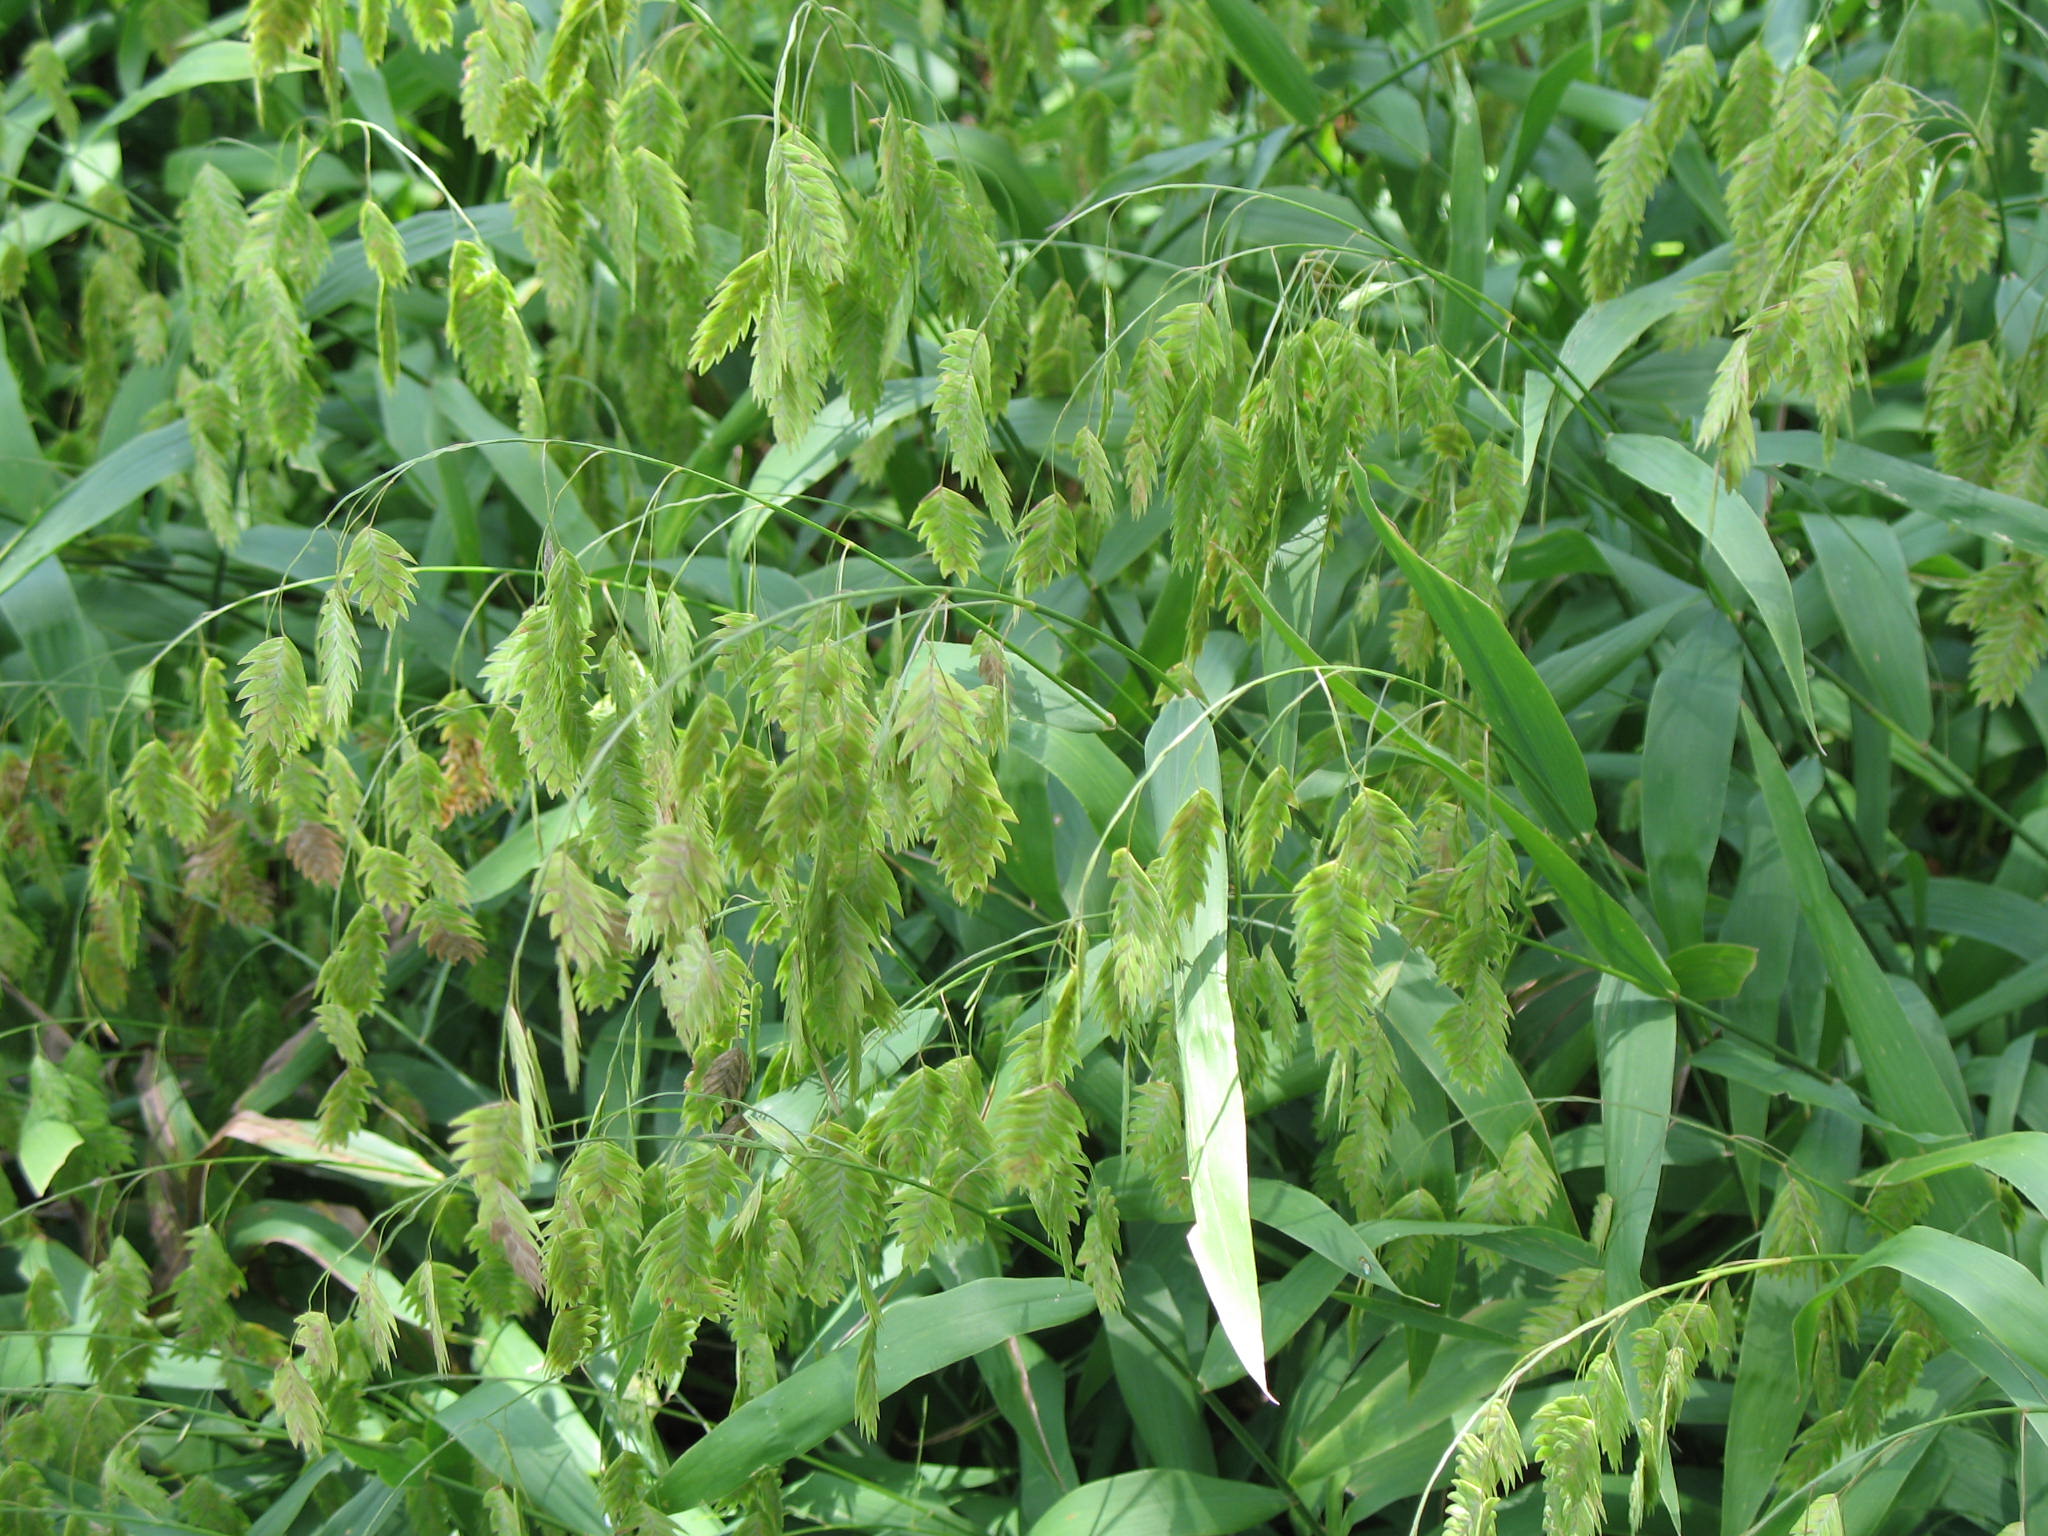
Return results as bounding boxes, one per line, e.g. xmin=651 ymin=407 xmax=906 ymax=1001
xmin=445 ymin=240 xmax=532 ymax=399
xmin=910 ymin=484 xmax=987 ymax=584
xmin=8 ymin=5 xmax=2048 ymax=1535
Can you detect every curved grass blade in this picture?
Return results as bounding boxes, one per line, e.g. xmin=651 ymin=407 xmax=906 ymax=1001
xmin=1288 ymin=1331 xmax=1522 ymax=1488
xmin=1206 ymin=0 xmax=1324 ymax=127
xmin=1102 ymin=1164 xmax=1395 ymax=1291
xmin=1106 ymin=1260 xmax=1214 ymax=1474
xmin=0 ymin=556 xmax=119 ymax=743
xmin=1722 ymin=1109 xmax=1859 ymax=1536
xmin=654 ymin=1279 xmax=1096 ymax=1511
xmin=1493 ymin=40 xmax=1589 ymax=222
xmin=1689 ymin=1039 xmax=1891 ymax=1133
xmin=1249 ymin=1179 xmax=1393 ymax=1291
xmin=1357 ymin=478 xmax=1596 ymax=842
xmin=977 ymin=1335 xmax=1078 ymax=1523
xmin=438 ymin=1381 xmax=607 ymax=1536
xmin=1442 ymin=67 xmax=1487 ymax=357
xmin=1024 ymin=1469 xmax=1288 ymax=1536
xmin=1912 ymin=877 xmax=2048 ymax=958
xmin=1520 ymin=250 xmax=1727 ymax=482
xmin=737 ymin=378 xmax=940 ymax=556
xmin=1608 ymin=433 xmax=1814 ymax=734
xmin=1945 ymin=953 xmax=2048 ymax=1038
xmin=1536 ymin=593 xmax=1699 ymax=717
xmin=211 ymin=1111 xmax=443 ymax=1190
xmin=0 ymin=329 xmax=51 ymax=516
xmin=1805 ymin=512 xmax=1930 ymax=739
xmin=1237 ymin=560 xmax=1674 ymax=994
xmin=227 ymin=1201 xmax=420 ymax=1325
xmin=1799 ymin=1226 xmax=2048 ymax=1424
xmin=18 ymin=1060 xmax=82 ymax=1196
xmin=1744 ymin=709 xmax=1968 ymax=1140
xmin=1197 ymin=1256 xmax=1345 ymax=1391
xmin=308 ymin=203 xmax=525 ymax=317
xmin=1666 ymin=942 xmax=1756 ymax=1001
xmin=1380 ymin=934 xmax=1553 ymax=1167
xmin=1757 ymin=431 xmax=2048 ymax=556
xmin=1642 ymin=614 xmax=1742 ymax=948
xmin=1594 ymin=977 xmax=1676 ymax=1296
xmin=0 ymin=422 xmax=192 ymax=599
xmin=1147 ymin=698 xmax=1266 ymax=1398
xmin=98 ymin=41 xmax=306 ymax=133
xmin=429 ymin=376 xmax=610 ymax=559
xmin=1349 ymin=1216 xmax=1596 ymax=1276
xmin=1859 ymin=1132 xmax=2048 ymax=1219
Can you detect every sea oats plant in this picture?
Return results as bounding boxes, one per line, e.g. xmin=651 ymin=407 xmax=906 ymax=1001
xmin=4 ymin=2 xmax=2048 ymax=1533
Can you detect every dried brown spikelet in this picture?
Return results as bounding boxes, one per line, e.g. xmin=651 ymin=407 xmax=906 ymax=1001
xmin=184 ymin=822 xmax=275 ymax=928
xmin=416 ymin=900 xmax=487 ymax=966
xmin=285 ymin=821 xmax=346 ymax=888
xmin=695 ymin=1041 xmax=752 ymax=1108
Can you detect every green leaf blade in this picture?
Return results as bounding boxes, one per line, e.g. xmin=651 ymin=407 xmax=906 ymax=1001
xmin=1608 ymin=433 xmax=1814 ymax=734
xmin=1145 ymin=698 xmax=1266 ymax=1398
xmin=1359 ymin=483 xmax=1596 ymax=843
xmin=654 ymin=1279 xmax=1095 ymax=1511
xmin=1025 ymin=1469 xmax=1288 ymax=1536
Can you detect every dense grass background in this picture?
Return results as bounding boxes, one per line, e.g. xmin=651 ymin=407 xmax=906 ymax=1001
xmin=7 ymin=2 xmax=2048 ymax=1533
